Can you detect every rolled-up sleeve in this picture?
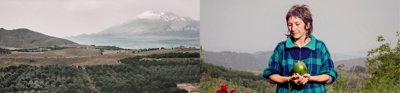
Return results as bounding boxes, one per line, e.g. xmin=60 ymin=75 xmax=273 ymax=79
xmin=263 ymin=43 xmax=283 ymax=79
xmin=319 ymin=43 xmax=338 ymax=84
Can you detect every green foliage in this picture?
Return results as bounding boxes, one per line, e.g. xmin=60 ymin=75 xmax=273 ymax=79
xmin=139 ymin=48 xmax=160 ymax=52
xmin=0 ymin=48 xmax=11 ymax=54
xmin=326 ymin=74 xmax=350 ymax=93
xmin=361 ymin=33 xmax=400 ymax=92
xmin=0 ymin=52 xmax=201 ymax=92
xmin=95 ymin=46 xmax=124 ymax=50
xmin=326 ymin=71 xmax=363 ymax=93
xmin=0 ymin=64 xmax=92 ymax=93
xmin=13 ymin=47 xmax=68 ymax=52
xmin=200 ymin=63 xmax=275 ymax=93
xmin=86 ymin=60 xmax=200 ymax=93
xmin=146 ymin=52 xmax=200 ymax=58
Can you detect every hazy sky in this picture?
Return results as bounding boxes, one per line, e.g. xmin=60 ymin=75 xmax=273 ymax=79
xmin=201 ymin=0 xmax=399 ymax=60
xmin=0 ymin=0 xmax=199 ymax=37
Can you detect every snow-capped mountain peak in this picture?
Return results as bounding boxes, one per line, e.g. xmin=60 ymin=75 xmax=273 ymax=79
xmin=136 ymin=10 xmax=182 ymax=22
xmin=98 ymin=10 xmax=199 ymax=34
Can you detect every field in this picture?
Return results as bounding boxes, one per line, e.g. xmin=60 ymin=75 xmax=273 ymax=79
xmin=0 ymin=47 xmax=201 ymax=93
xmin=0 ymin=47 xmax=198 ymax=67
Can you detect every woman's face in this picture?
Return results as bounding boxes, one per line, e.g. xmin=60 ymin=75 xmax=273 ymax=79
xmin=287 ymin=16 xmax=310 ymax=40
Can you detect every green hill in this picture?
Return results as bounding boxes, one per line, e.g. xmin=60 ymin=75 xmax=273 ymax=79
xmin=0 ymin=28 xmax=78 ymax=49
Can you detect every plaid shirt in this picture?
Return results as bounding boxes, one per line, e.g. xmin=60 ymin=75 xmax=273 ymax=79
xmin=263 ymin=35 xmax=338 ymax=93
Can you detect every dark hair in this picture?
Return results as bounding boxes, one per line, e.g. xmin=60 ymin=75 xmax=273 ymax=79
xmin=286 ymin=4 xmax=313 ymax=36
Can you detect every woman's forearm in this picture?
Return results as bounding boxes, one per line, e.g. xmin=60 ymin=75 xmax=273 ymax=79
xmin=268 ymin=74 xmax=291 ymax=84
xmin=309 ymin=74 xmax=331 ymax=83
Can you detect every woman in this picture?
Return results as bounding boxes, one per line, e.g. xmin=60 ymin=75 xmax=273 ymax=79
xmin=263 ymin=4 xmax=337 ymax=93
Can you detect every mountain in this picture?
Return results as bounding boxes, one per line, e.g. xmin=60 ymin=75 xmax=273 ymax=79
xmin=204 ymin=51 xmax=273 ymax=71
xmin=67 ymin=10 xmax=200 ymax=49
xmin=334 ymin=57 xmax=367 ymax=68
xmin=0 ymin=28 xmax=78 ymax=49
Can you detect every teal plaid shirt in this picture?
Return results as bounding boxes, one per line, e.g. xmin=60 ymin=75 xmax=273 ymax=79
xmin=263 ymin=35 xmax=338 ymax=93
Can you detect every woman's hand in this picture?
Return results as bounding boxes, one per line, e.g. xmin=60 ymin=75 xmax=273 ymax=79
xmin=291 ymin=73 xmax=300 ymax=80
xmin=299 ymin=74 xmax=311 ymax=85
xmin=291 ymin=73 xmax=301 ymax=85
xmin=291 ymin=73 xmax=310 ymax=86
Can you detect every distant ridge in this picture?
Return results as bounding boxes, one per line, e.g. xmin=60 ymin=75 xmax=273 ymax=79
xmin=204 ymin=51 xmax=272 ymax=71
xmin=0 ymin=28 xmax=78 ymax=49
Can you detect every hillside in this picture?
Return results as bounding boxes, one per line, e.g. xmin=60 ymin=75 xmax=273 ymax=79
xmin=204 ymin=51 xmax=272 ymax=71
xmin=0 ymin=28 xmax=78 ymax=49
xmin=334 ymin=57 xmax=367 ymax=68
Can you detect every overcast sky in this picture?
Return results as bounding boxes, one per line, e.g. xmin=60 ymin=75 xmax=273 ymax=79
xmin=0 ymin=0 xmax=199 ymax=37
xmin=201 ymin=0 xmax=399 ymax=60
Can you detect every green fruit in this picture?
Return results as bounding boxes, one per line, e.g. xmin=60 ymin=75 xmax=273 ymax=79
xmin=294 ymin=61 xmax=308 ymax=75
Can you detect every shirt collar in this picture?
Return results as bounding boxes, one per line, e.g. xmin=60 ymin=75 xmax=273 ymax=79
xmin=285 ymin=35 xmax=316 ymax=50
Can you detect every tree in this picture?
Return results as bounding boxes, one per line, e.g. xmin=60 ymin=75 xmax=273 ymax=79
xmin=362 ymin=32 xmax=400 ymax=92
xmin=99 ymin=49 xmax=104 ymax=55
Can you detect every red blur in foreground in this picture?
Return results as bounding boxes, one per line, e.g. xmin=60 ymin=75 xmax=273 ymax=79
xmin=216 ymin=83 xmax=250 ymax=93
